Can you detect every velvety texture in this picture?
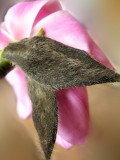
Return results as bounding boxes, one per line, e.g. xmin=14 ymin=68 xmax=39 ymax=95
xmin=0 ymin=0 xmax=112 ymax=149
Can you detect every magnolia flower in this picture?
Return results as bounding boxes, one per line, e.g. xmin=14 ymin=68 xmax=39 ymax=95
xmin=0 ymin=0 xmax=112 ymax=149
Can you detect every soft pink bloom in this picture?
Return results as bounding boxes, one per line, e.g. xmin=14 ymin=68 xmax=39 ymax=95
xmin=0 ymin=0 xmax=112 ymax=148
xmin=0 ymin=0 xmax=24 ymax=22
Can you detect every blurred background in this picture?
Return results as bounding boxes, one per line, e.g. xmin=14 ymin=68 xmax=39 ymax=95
xmin=1 ymin=0 xmax=120 ymax=160
xmin=1 ymin=79 xmax=120 ymax=160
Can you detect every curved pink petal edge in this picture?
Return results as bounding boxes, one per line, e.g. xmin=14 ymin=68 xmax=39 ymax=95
xmin=0 ymin=0 xmax=113 ymax=149
xmin=4 ymin=0 xmax=61 ymax=40
xmin=56 ymin=87 xmax=89 ymax=148
xmin=56 ymin=134 xmax=73 ymax=149
xmin=6 ymin=67 xmax=32 ymax=119
xmin=0 ymin=30 xmax=12 ymax=49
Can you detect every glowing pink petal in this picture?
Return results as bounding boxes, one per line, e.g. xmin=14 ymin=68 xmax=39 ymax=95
xmin=4 ymin=0 xmax=50 ymax=40
xmin=32 ymin=10 xmax=112 ymax=69
xmin=33 ymin=0 xmax=62 ymax=27
xmin=0 ymin=31 xmax=12 ymax=49
xmin=6 ymin=67 xmax=32 ymax=119
xmin=56 ymin=134 xmax=72 ymax=149
xmin=56 ymin=87 xmax=89 ymax=147
xmin=1 ymin=22 xmax=9 ymax=33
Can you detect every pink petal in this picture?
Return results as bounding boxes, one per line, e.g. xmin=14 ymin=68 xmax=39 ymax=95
xmin=32 ymin=10 xmax=113 ymax=69
xmin=6 ymin=67 xmax=32 ymax=119
xmin=56 ymin=87 xmax=89 ymax=147
xmin=56 ymin=135 xmax=72 ymax=149
xmin=33 ymin=0 xmax=62 ymax=27
xmin=0 ymin=31 xmax=12 ymax=49
xmin=1 ymin=22 xmax=10 ymax=34
xmin=4 ymin=0 xmax=53 ymax=40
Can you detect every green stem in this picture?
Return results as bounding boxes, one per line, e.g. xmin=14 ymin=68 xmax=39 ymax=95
xmin=0 ymin=50 xmax=10 ymax=66
xmin=0 ymin=49 xmax=13 ymax=78
xmin=0 ymin=50 xmax=3 ymax=56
